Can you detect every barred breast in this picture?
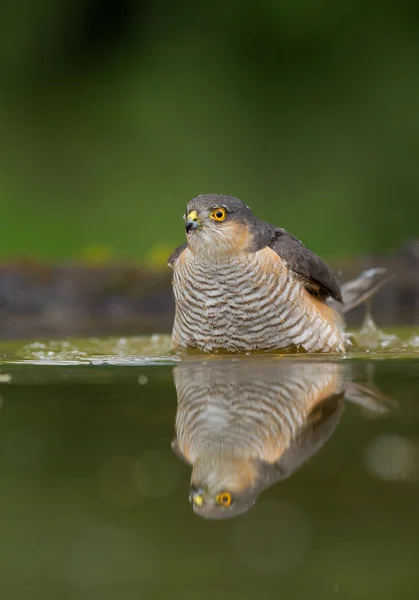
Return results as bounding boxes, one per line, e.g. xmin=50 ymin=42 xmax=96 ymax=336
xmin=174 ymin=362 xmax=344 ymax=464
xmin=171 ymin=247 xmax=345 ymax=353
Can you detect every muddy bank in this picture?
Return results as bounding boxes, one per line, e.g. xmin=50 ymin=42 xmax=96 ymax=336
xmin=0 ymin=241 xmax=417 ymax=340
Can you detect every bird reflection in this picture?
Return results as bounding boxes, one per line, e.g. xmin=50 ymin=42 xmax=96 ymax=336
xmin=171 ymin=359 xmax=393 ymax=520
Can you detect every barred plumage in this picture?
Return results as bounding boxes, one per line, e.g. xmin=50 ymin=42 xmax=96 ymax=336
xmin=172 ymin=360 xmax=393 ymax=519
xmin=172 ymin=360 xmax=345 ymax=519
xmin=174 ymin=361 xmax=344 ymax=466
xmin=171 ymin=246 xmax=345 ymax=353
xmin=168 ymin=193 xmax=390 ymax=354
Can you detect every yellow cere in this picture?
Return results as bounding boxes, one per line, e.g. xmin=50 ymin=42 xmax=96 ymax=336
xmin=187 ymin=210 xmax=199 ymax=221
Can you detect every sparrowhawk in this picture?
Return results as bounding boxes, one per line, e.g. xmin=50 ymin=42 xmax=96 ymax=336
xmin=171 ymin=360 xmax=393 ymax=520
xmin=168 ymin=194 xmax=389 ymax=353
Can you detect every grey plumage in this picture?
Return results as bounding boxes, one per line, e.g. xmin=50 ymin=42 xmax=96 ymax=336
xmin=251 ymin=223 xmax=343 ymax=302
xmin=169 ymin=194 xmax=341 ymax=302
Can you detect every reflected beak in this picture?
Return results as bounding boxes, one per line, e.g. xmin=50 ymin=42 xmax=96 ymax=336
xmin=190 ymin=487 xmax=204 ymax=507
xmin=193 ymin=493 xmax=204 ymax=507
xmin=185 ymin=210 xmax=200 ymax=233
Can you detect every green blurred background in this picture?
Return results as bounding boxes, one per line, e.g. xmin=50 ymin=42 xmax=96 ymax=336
xmin=1 ymin=0 xmax=418 ymax=265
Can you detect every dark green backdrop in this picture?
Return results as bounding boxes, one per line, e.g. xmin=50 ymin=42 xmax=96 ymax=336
xmin=0 ymin=0 xmax=417 ymax=262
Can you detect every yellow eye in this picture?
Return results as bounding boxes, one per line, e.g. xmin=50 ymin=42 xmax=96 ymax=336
xmin=216 ymin=492 xmax=232 ymax=507
xmin=210 ymin=208 xmax=227 ymax=222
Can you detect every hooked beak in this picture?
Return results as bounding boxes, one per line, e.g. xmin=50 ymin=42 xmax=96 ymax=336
xmin=189 ymin=487 xmax=204 ymax=507
xmin=185 ymin=210 xmax=200 ymax=233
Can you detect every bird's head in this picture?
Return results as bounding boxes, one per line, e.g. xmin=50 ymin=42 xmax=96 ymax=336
xmin=188 ymin=454 xmax=262 ymax=520
xmin=183 ymin=194 xmax=258 ymax=257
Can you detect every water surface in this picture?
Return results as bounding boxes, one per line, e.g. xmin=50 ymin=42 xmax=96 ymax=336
xmin=0 ymin=336 xmax=418 ymax=599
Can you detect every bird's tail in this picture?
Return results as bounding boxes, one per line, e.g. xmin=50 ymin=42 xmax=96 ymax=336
xmin=345 ymin=381 xmax=397 ymax=415
xmin=328 ymin=267 xmax=393 ymax=315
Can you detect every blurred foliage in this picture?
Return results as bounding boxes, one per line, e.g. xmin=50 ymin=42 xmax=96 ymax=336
xmin=0 ymin=0 xmax=418 ymax=262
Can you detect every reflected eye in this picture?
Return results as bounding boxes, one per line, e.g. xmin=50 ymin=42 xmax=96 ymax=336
xmin=215 ymin=492 xmax=232 ymax=507
xmin=210 ymin=208 xmax=227 ymax=222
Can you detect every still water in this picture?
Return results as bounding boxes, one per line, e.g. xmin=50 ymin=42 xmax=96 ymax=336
xmin=0 ymin=336 xmax=418 ymax=599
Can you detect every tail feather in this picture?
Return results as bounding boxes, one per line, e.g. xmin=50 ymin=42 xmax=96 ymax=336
xmin=345 ymin=382 xmax=397 ymax=415
xmin=329 ymin=267 xmax=394 ymax=315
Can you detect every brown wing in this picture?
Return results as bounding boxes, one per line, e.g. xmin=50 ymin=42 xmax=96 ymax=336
xmin=269 ymin=228 xmax=342 ymax=302
xmin=271 ymin=391 xmax=345 ymax=479
xmin=171 ymin=438 xmax=191 ymax=464
xmin=167 ymin=243 xmax=188 ymax=268
xmin=256 ymin=391 xmax=345 ymax=489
